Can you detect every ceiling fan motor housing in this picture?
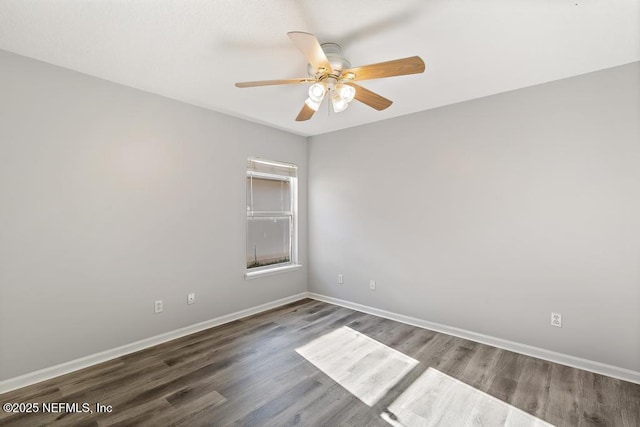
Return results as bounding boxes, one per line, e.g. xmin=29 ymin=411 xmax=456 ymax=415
xmin=307 ymin=43 xmax=351 ymax=78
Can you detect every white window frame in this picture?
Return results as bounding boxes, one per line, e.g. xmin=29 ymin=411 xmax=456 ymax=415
xmin=245 ymin=159 xmax=300 ymax=279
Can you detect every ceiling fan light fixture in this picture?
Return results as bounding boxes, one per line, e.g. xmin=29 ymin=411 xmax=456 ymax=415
xmin=331 ymin=91 xmax=349 ymax=113
xmin=335 ymin=83 xmax=356 ymax=103
xmin=235 ymin=32 xmax=426 ymax=121
xmin=308 ymin=82 xmax=327 ymax=103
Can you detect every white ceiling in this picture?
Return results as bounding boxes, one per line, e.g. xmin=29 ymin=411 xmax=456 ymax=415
xmin=1 ymin=0 xmax=639 ymax=136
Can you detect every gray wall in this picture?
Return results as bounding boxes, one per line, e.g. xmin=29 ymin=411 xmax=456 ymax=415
xmin=1 ymin=47 xmax=638 ymax=381
xmin=0 ymin=50 xmax=308 ymax=380
xmin=308 ymin=62 xmax=640 ymax=372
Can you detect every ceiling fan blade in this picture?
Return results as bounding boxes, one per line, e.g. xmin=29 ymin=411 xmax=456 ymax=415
xmin=287 ymin=31 xmax=333 ymax=74
xmin=295 ymin=103 xmax=316 ymax=121
xmin=344 ymin=82 xmax=393 ymax=111
xmin=235 ymin=78 xmax=313 ymax=88
xmin=342 ymin=56 xmax=425 ymax=82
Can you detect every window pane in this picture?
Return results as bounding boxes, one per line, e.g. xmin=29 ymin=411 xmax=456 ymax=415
xmin=247 ymin=216 xmax=291 ymax=269
xmin=247 ymin=177 xmax=291 ymax=212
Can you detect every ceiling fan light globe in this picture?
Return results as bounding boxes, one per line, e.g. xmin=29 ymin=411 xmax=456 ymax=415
xmin=305 ymin=97 xmax=321 ymax=112
xmin=336 ymin=84 xmax=356 ymax=102
xmin=308 ymin=82 xmax=327 ymax=103
xmin=331 ymin=93 xmax=349 ymax=113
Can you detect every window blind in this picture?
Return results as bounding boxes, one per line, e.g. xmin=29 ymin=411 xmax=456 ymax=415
xmin=247 ymin=158 xmax=297 ymax=177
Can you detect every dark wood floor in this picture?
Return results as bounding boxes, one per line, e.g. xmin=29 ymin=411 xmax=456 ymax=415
xmin=1 ymin=299 xmax=638 ymax=426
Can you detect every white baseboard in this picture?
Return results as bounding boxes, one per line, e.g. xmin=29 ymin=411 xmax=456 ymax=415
xmin=0 ymin=293 xmax=309 ymax=394
xmin=307 ymin=292 xmax=640 ymax=385
xmin=3 ymin=291 xmax=637 ymax=395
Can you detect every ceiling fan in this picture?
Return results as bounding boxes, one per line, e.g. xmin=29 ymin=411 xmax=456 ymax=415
xmin=235 ymin=32 xmax=425 ymax=122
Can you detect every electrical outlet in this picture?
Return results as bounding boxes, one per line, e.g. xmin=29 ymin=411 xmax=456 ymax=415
xmin=337 ymin=274 xmax=343 ymax=284
xmin=551 ymin=312 xmax=562 ymax=328
xmin=154 ymin=300 xmax=163 ymax=314
xmin=187 ymin=293 xmax=195 ymax=305
xmin=369 ymin=280 xmax=376 ymax=291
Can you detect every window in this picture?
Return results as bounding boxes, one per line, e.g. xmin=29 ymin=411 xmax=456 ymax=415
xmin=246 ymin=158 xmax=299 ymax=277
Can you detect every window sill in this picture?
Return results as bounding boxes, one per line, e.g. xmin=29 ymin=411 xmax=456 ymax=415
xmin=245 ymin=264 xmax=303 ymax=280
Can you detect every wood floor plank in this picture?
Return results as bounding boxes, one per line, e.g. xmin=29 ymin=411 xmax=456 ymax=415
xmin=487 ymin=350 xmax=524 ymax=404
xmin=152 ymin=389 xmax=226 ymax=427
xmin=100 ymin=399 xmax=173 ymax=427
xmin=196 ymin=378 xmax=290 ymax=426
xmin=457 ymin=342 xmax=502 ymax=389
xmin=510 ymin=356 xmax=552 ymax=419
xmin=1 ymin=299 xmax=638 ymax=426
xmin=233 ymin=376 xmax=324 ymax=427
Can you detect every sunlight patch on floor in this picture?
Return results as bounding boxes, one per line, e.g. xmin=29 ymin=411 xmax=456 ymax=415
xmin=381 ymin=368 xmax=555 ymax=427
xmin=296 ymin=326 xmax=419 ymax=406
